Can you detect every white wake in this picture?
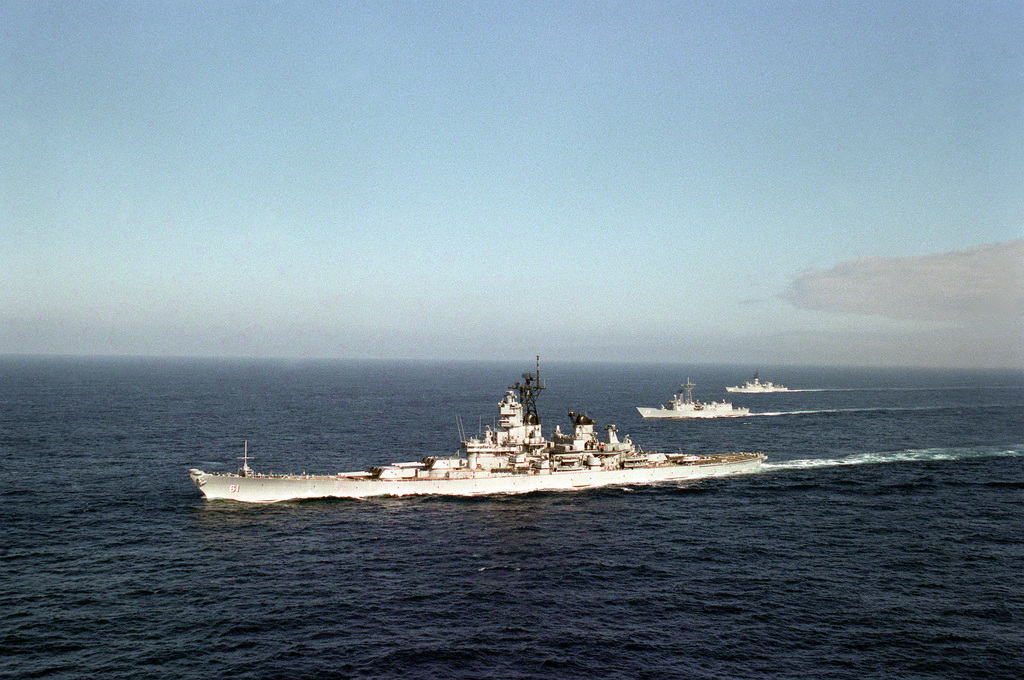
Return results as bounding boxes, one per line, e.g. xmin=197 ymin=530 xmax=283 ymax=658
xmin=762 ymin=445 xmax=1024 ymax=471
xmin=749 ymin=404 xmax=1002 ymax=417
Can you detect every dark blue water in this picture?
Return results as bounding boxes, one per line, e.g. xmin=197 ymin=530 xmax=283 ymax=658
xmin=2 ymin=358 xmax=1022 ymax=679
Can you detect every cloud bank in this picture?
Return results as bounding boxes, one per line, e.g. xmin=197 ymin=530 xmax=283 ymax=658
xmin=777 ymin=240 xmax=1023 ymax=368
xmin=782 ymin=240 xmax=1024 ymax=324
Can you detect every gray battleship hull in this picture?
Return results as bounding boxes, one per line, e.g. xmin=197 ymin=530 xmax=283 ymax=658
xmin=189 ymin=453 xmax=765 ymax=503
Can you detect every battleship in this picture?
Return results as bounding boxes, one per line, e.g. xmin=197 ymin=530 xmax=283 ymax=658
xmin=188 ymin=360 xmax=766 ymax=502
xmin=637 ymin=379 xmax=750 ymax=418
xmin=726 ymin=371 xmax=790 ymax=393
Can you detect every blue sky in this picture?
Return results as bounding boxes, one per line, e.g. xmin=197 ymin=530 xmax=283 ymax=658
xmin=2 ymin=1 xmax=1021 ymax=367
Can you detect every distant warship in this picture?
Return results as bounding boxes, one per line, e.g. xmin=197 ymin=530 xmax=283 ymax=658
xmin=726 ymin=371 xmax=790 ymax=393
xmin=637 ymin=379 xmax=750 ymax=418
xmin=189 ymin=359 xmax=765 ymax=502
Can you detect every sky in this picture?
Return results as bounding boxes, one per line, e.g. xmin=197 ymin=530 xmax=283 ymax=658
xmin=2 ymin=1 xmax=1022 ymax=368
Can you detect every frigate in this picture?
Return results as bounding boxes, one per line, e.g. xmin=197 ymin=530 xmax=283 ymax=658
xmin=726 ymin=371 xmax=790 ymax=393
xmin=188 ymin=360 xmax=765 ymax=502
xmin=637 ymin=379 xmax=750 ymax=418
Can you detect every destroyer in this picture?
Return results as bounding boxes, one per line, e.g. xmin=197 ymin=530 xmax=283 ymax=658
xmin=637 ymin=379 xmax=749 ymax=418
xmin=726 ymin=371 xmax=790 ymax=393
xmin=188 ymin=360 xmax=765 ymax=502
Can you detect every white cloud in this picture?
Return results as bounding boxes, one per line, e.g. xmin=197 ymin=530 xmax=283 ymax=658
xmin=781 ymin=240 xmax=1024 ymax=325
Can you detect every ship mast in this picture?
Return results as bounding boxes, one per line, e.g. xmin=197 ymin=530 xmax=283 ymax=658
xmin=682 ymin=378 xmax=696 ymax=405
xmin=511 ymin=355 xmax=544 ymax=425
xmin=239 ymin=440 xmax=253 ymax=477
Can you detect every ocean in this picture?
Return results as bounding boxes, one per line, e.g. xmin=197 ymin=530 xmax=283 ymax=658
xmin=2 ymin=358 xmax=1022 ymax=679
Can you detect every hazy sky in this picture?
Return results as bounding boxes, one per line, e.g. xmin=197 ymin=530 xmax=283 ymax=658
xmin=2 ymin=1 xmax=1022 ymax=367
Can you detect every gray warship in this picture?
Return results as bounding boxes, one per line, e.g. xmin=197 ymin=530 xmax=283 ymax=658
xmin=189 ymin=359 xmax=765 ymax=502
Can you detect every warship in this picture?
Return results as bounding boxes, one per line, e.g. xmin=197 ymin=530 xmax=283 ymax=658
xmin=637 ymin=379 xmax=750 ymax=418
xmin=188 ymin=360 xmax=765 ymax=502
xmin=726 ymin=371 xmax=790 ymax=393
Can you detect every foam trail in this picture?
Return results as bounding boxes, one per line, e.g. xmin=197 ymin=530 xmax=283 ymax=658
xmin=748 ymin=405 xmax=995 ymax=417
xmin=762 ymin=445 xmax=1024 ymax=471
xmin=785 ymin=386 xmax=1021 ymax=393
